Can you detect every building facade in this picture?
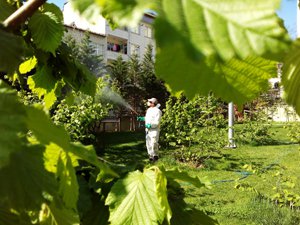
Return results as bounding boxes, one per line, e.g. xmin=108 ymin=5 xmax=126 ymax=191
xmin=63 ymin=2 xmax=156 ymax=63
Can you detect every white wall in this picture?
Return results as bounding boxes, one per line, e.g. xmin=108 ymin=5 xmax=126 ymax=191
xmin=63 ymin=2 xmax=156 ymax=62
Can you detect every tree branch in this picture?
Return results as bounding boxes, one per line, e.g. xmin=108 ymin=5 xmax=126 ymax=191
xmin=3 ymin=0 xmax=47 ymax=29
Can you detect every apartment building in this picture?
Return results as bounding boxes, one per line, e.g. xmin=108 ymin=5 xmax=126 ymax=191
xmin=63 ymin=2 xmax=156 ymax=63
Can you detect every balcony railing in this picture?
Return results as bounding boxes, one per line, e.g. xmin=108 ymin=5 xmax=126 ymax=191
xmin=106 ymin=51 xmax=128 ymax=61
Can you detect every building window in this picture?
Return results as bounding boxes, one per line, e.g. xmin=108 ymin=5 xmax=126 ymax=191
xmin=90 ymin=42 xmax=104 ymax=55
xmin=90 ymin=43 xmax=104 ymax=56
xmin=130 ymin=44 xmax=140 ymax=56
xmin=144 ymin=25 xmax=152 ymax=38
xmin=130 ymin=25 xmax=140 ymax=34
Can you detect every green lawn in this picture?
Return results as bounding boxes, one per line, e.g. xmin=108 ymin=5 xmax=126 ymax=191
xmin=96 ymin=125 xmax=300 ymax=225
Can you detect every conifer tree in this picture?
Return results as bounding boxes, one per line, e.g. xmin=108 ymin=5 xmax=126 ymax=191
xmin=141 ymin=44 xmax=169 ymax=108
xmin=65 ymin=32 xmax=106 ymax=77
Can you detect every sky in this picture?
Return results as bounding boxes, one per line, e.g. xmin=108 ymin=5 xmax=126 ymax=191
xmin=48 ymin=0 xmax=297 ymax=38
xmin=277 ymin=0 xmax=297 ymax=38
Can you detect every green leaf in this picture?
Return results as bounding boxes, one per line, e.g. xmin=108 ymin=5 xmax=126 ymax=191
xmin=155 ymin=35 xmax=277 ymax=104
xmin=69 ymin=0 xmax=102 ymax=24
xmin=0 ymin=81 xmax=27 ymax=168
xmin=158 ymin=0 xmax=290 ymax=61
xmin=71 ymin=0 xmax=156 ymax=27
xmin=27 ymin=66 xmax=55 ymax=98
xmin=39 ymin=201 xmax=80 ymax=225
xmin=162 ymin=167 xmax=206 ymax=188
xmin=283 ymin=39 xmax=300 ymax=115
xmin=26 ymin=106 xmax=117 ymax=179
xmin=56 ymin=154 xmax=79 ymax=210
xmin=43 ymin=3 xmax=64 ymax=22
xmin=25 ymin=105 xmax=70 ymax=149
xmin=154 ymin=0 xmax=290 ymax=104
xmin=44 ymin=143 xmax=79 ymax=210
xmin=44 ymin=143 xmax=79 ymax=174
xmin=0 ymin=145 xmax=57 ymax=210
xmin=0 ymin=29 xmax=26 ymax=73
xmin=28 ymin=11 xmax=64 ymax=54
xmin=105 ymin=166 xmax=171 ymax=225
xmin=27 ymin=65 xmax=62 ymax=108
xmin=0 ymin=0 xmax=16 ymax=22
xmin=19 ymin=57 xmax=37 ymax=74
xmin=155 ymin=167 xmax=172 ymax=224
xmin=0 ymin=206 xmax=31 ymax=225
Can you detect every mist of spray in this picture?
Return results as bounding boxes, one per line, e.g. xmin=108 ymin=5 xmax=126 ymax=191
xmin=100 ymin=86 xmax=138 ymax=114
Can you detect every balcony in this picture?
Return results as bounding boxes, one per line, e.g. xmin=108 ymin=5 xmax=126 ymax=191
xmin=106 ymin=25 xmax=129 ymax=40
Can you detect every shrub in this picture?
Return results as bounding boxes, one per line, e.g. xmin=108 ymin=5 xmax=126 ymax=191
xmin=17 ymin=90 xmax=42 ymax=105
xmin=236 ymin=112 xmax=276 ymax=146
xmin=173 ymin=127 xmax=226 ymax=166
xmin=52 ymin=92 xmax=110 ymax=143
xmin=285 ymin=122 xmax=300 ymax=144
xmin=160 ymin=94 xmax=227 ymax=147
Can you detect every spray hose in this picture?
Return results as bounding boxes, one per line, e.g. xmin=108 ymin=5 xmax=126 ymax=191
xmin=211 ymin=162 xmax=280 ymax=184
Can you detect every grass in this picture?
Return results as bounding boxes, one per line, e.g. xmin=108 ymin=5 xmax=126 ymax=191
xmin=95 ymin=124 xmax=300 ymax=225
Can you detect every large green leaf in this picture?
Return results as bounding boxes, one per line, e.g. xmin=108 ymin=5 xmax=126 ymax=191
xmin=282 ymin=39 xmax=300 ymax=115
xmin=26 ymin=106 xmax=117 ymax=178
xmin=0 ymin=145 xmax=57 ymax=210
xmin=27 ymin=65 xmax=56 ymax=98
xmin=19 ymin=57 xmax=37 ymax=74
xmin=0 ymin=0 xmax=16 ymax=22
xmin=155 ymin=29 xmax=277 ymax=104
xmin=25 ymin=105 xmax=70 ymax=149
xmin=27 ymin=65 xmax=62 ymax=108
xmin=28 ymin=8 xmax=64 ymax=54
xmin=105 ymin=167 xmax=171 ymax=225
xmin=0 ymin=81 xmax=27 ymax=168
xmin=158 ymin=0 xmax=290 ymax=61
xmin=44 ymin=143 xmax=79 ymax=174
xmin=0 ymin=206 xmax=31 ymax=225
xmin=0 ymin=29 xmax=26 ymax=73
xmin=39 ymin=201 xmax=80 ymax=225
xmin=71 ymin=0 xmax=156 ymax=27
xmin=43 ymin=3 xmax=64 ymax=22
xmin=69 ymin=0 xmax=102 ymax=24
xmin=56 ymin=154 xmax=79 ymax=210
xmin=154 ymin=0 xmax=290 ymax=103
xmin=44 ymin=143 xmax=79 ymax=210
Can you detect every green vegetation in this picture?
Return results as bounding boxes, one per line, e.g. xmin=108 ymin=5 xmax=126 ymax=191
xmin=100 ymin=125 xmax=300 ymax=225
xmin=1 ymin=0 xmax=300 ymax=224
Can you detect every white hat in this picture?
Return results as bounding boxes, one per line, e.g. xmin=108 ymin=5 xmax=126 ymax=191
xmin=148 ymin=98 xmax=158 ymax=105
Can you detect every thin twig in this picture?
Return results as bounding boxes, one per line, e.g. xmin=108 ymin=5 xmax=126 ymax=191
xmin=3 ymin=0 xmax=46 ymax=29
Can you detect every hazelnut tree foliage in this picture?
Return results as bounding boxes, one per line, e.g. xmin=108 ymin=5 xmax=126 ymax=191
xmin=0 ymin=0 xmax=298 ymax=224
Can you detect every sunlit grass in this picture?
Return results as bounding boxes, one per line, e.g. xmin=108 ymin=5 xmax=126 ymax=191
xmin=97 ymin=124 xmax=300 ymax=224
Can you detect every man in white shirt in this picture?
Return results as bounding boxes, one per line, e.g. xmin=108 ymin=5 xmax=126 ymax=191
xmin=145 ymin=98 xmax=162 ymax=162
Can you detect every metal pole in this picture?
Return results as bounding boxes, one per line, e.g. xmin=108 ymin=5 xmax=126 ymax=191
xmin=228 ymin=102 xmax=237 ymax=148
